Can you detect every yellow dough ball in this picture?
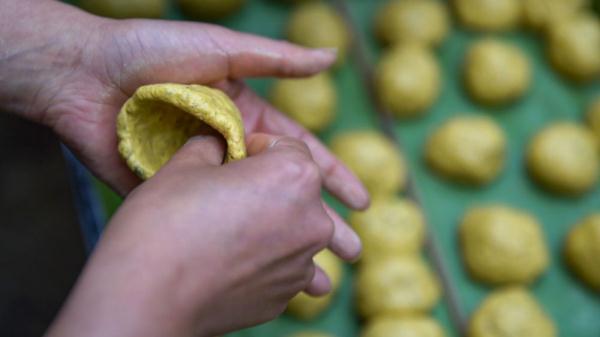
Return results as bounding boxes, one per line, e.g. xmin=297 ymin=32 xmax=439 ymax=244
xmin=286 ymin=2 xmax=349 ymax=66
xmin=362 ymin=315 xmax=446 ymax=337
xmin=425 ymin=115 xmax=507 ymax=185
xmin=177 ymin=0 xmax=246 ymax=21
xmin=527 ymin=122 xmax=599 ymax=195
xmin=454 ymin=0 xmax=521 ymax=32
xmin=287 ymin=250 xmax=343 ymax=320
xmin=460 ymin=205 xmax=549 ymax=285
xmin=523 ymin=0 xmax=589 ymax=32
xmin=356 ymin=256 xmax=441 ymax=318
xmin=270 ymin=73 xmax=336 ymax=133
xmin=80 ymin=0 xmax=166 ymax=18
xmin=547 ymin=13 xmax=600 ymax=82
xmin=349 ymin=197 xmax=425 ymax=263
xmin=464 ymin=39 xmax=531 ymax=106
xmin=469 ymin=287 xmax=556 ymax=337
xmin=564 ymin=213 xmax=600 ymax=291
xmin=376 ymin=45 xmax=441 ymax=118
xmin=587 ymin=97 xmax=600 ymax=147
xmin=374 ymin=0 xmax=450 ymax=48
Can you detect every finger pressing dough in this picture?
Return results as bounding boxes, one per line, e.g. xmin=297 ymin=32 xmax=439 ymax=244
xmin=270 ymin=73 xmax=336 ymax=133
xmin=330 ymin=130 xmax=406 ymax=197
xmin=469 ymin=287 xmax=556 ymax=337
xmin=425 ymin=115 xmax=507 ymax=185
xmin=523 ymin=0 xmax=589 ymax=32
xmin=80 ymin=0 xmax=166 ymax=18
xmin=460 ymin=205 xmax=549 ymax=285
xmin=376 ymin=45 xmax=441 ymax=118
xmin=526 ymin=122 xmax=599 ymax=195
xmin=117 ymin=84 xmax=247 ymax=179
xmin=464 ymin=39 xmax=531 ymax=106
xmin=587 ymin=97 xmax=600 ymax=147
xmin=177 ymin=0 xmax=245 ymax=21
xmin=564 ymin=213 xmax=600 ymax=291
xmin=362 ymin=315 xmax=446 ymax=337
xmin=374 ymin=0 xmax=450 ymax=48
xmin=454 ymin=0 xmax=521 ymax=32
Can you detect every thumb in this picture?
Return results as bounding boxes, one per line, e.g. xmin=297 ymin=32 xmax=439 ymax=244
xmin=168 ymin=133 xmax=227 ymax=168
xmin=246 ymin=133 xmax=313 ymax=160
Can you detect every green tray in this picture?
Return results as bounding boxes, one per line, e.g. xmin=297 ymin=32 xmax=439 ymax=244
xmin=74 ymin=0 xmax=600 ymax=336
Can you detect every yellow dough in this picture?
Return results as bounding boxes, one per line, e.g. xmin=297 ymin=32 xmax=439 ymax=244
xmin=527 ymin=122 xmax=599 ymax=195
xmin=469 ymin=287 xmax=556 ymax=337
xmin=374 ymin=0 xmax=450 ymax=48
xmin=523 ymin=0 xmax=589 ymax=32
xmin=564 ymin=213 xmax=600 ymax=291
xmin=177 ymin=0 xmax=245 ymax=21
xmin=454 ymin=0 xmax=521 ymax=32
xmin=80 ymin=0 xmax=166 ymax=18
xmin=349 ymin=197 xmax=425 ymax=263
xmin=587 ymin=97 xmax=600 ymax=148
xmin=270 ymin=73 xmax=336 ymax=133
xmin=548 ymin=12 xmax=600 ymax=82
xmin=362 ymin=315 xmax=446 ymax=337
xmin=330 ymin=131 xmax=406 ymax=197
xmin=287 ymin=250 xmax=343 ymax=320
xmin=425 ymin=115 xmax=507 ymax=185
xmin=117 ymin=84 xmax=247 ymax=180
xmin=376 ymin=45 xmax=440 ymax=118
xmin=460 ymin=205 xmax=549 ymax=285
xmin=464 ymin=39 xmax=531 ymax=106
xmin=286 ymin=2 xmax=349 ymax=66
xmin=356 ymin=256 xmax=441 ymax=318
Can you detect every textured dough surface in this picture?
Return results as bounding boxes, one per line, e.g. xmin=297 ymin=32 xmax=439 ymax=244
xmin=80 ymin=0 xmax=166 ymax=18
xmin=564 ymin=213 xmax=600 ymax=291
xmin=454 ymin=0 xmax=521 ymax=31
xmin=362 ymin=315 xmax=446 ymax=337
xmin=178 ymin=0 xmax=245 ymax=20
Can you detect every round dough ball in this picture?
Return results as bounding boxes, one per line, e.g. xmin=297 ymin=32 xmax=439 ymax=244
xmin=425 ymin=115 xmax=507 ymax=185
xmin=564 ymin=213 xmax=600 ymax=290
xmin=330 ymin=131 xmax=406 ymax=197
xmin=527 ymin=122 xmax=599 ymax=195
xmin=587 ymin=97 xmax=600 ymax=147
xmin=80 ymin=0 xmax=166 ymax=18
xmin=270 ymin=73 xmax=336 ymax=133
xmin=349 ymin=197 xmax=425 ymax=262
xmin=178 ymin=0 xmax=245 ymax=21
xmin=460 ymin=205 xmax=549 ymax=285
xmin=287 ymin=250 xmax=343 ymax=320
xmin=375 ymin=0 xmax=450 ymax=48
xmin=356 ymin=256 xmax=441 ymax=318
xmin=469 ymin=287 xmax=556 ymax=337
xmin=362 ymin=315 xmax=446 ymax=337
xmin=454 ymin=0 xmax=521 ymax=32
xmin=464 ymin=39 xmax=531 ymax=106
xmin=523 ymin=0 xmax=589 ymax=32
xmin=547 ymin=13 xmax=600 ymax=82
xmin=376 ymin=45 xmax=441 ymax=118
xmin=286 ymin=2 xmax=349 ymax=66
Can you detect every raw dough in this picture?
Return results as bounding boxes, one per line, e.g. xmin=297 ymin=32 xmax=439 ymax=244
xmin=523 ymin=0 xmax=589 ymax=32
xmin=80 ymin=0 xmax=166 ymax=18
xmin=587 ymin=97 xmax=600 ymax=147
xmin=564 ymin=213 xmax=600 ymax=291
xmin=454 ymin=0 xmax=521 ymax=31
xmin=362 ymin=315 xmax=446 ymax=337
xmin=178 ymin=0 xmax=245 ymax=21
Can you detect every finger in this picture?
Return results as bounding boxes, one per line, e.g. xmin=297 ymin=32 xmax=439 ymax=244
xmin=166 ymin=133 xmax=226 ymax=168
xmin=323 ymin=202 xmax=362 ymax=262
xmin=304 ymin=264 xmax=332 ymax=297
xmin=246 ymin=133 xmax=312 ymax=160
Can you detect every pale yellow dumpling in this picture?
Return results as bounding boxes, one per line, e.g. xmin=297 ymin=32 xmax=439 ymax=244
xmin=564 ymin=213 xmax=600 ymax=291
xmin=362 ymin=315 xmax=446 ymax=337
xmin=454 ymin=0 xmax=521 ymax=32
xmin=80 ymin=0 xmax=166 ymax=18
xmin=523 ymin=0 xmax=589 ymax=32
xmin=587 ymin=97 xmax=600 ymax=148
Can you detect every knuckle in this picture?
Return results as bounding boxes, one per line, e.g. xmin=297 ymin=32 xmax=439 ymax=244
xmin=278 ymin=155 xmax=322 ymax=187
xmin=310 ymin=217 xmax=335 ymax=249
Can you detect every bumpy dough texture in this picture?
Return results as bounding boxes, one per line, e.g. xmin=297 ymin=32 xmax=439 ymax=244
xmin=454 ymin=0 xmax=521 ymax=31
xmin=117 ymin=84 xmax=247 ymax=180
xmin=80 ymin=0 xmax=166 ymax=18
xmin=527 ymin=122 xmax=599 ymax=195
xmin=548 ymin=13 xmax=600 ymax=82
xmin=330 ymin=131 xmax=406 ymax=197
xmin=460 ymin=205 xmax=549 ymax=285
xmin=177 ymin=0 xmax=245 ymax=20
xmin=376 ymin=45 xmax=440 ymax=118
xmin=286 ymin=2 xmax=349 ymax=65
xmin=356 ymin=256 xmax=441 ymax=318
xmin=587 ymin=97 xmax=600 ymax=147
xmin=270 ymin=73 xmax=336 ymax=133
xmin=287 ymin=250 xmax=343 ymax=320
xmin=464 ymin=39 xmax=531 ymax=106
xmin=469 ymin=287 xmax=556 ymax=337
xmin=426 ymin=116 xmax=506 ymax=185
xmin=374 ymin=0 xmax=449 ymax=48
xmin=362 ymin=315 xmax=446 ymax=337
xmin=523 ymin=0 xmax=589 ymax=31
xmin=564 ymin=213 xmax=600 ymax=291
xmin=349 ymin=197 xmax=425 ymax=262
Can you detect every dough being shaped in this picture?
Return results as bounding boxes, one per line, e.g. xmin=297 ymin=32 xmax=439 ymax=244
xmin=527 ymin=122 xmax=599 ymax=195
xmin=425 ymin=115 xmax=506 ymax=185
xmin=564 ymin=213 xmax=600 ymax=291
xmin=523 ymin=0 xmax=589 ymax=32
xmin=80 ymin=0 xmax=166 ymax=18
xmin=287 ymin=249 xmax=343 ymax=320
xmin=330 ymin=130 xmax=406 ymax=197
xmin=460 ymin=205 xmax=549 ymax=285
xmin=349 ymin=197 xmax=425 ymax=262
xmin=374 ymin=0 xmax=450 ymax=48
xmin=177 ymin=0 xmax=245 ymax=21
xmin=587 ymin=97 xmax=600 ymax=148
xmin=464 ymin=39 xmax=531 ymax=106
xmin=356 ymin=256 xmax=441 ymax=318
xmin=117 ymin=84 xmax=247 ymax=179
xmin=454 ymin=0 xmax=521 ymax=32
xmin=376 ymin=45 xmax=440 ymax=118
xmin=362 ymin=315 xmax=446 ymax=337
xmin=469 ymin=287 xmax=556 ymax=337
xmin=270 ymin=73 xmax=336 ymax=133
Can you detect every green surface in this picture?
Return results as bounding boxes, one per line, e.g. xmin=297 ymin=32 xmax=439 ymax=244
xmin=79 ymin=0 xmax=600 ymax=336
